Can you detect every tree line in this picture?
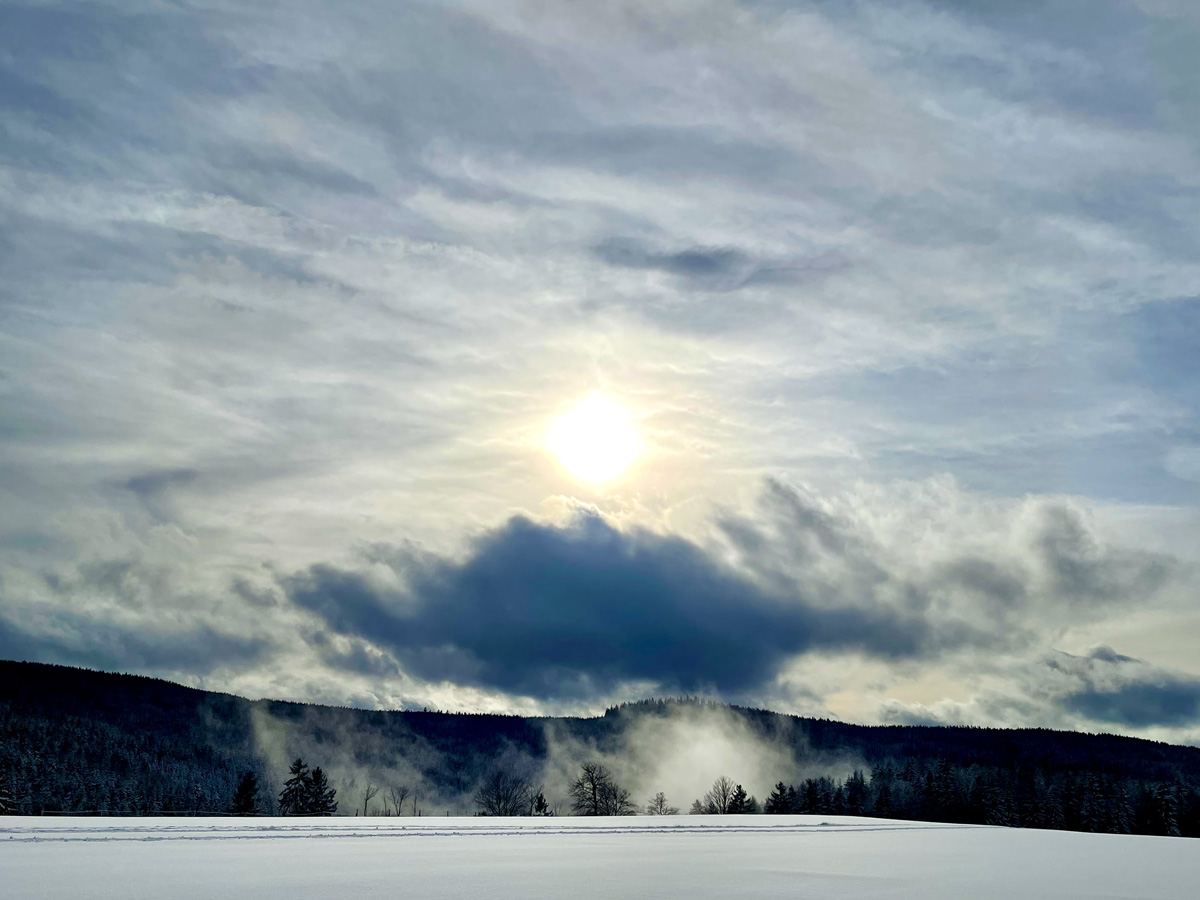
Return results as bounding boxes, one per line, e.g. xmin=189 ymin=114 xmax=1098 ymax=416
xmin=227 ymin=760 xmax=426 ymax=817
xmin=471 ymin=765 xmax=745 ymax=818
xmin=756 ymin=759 xmax=1200 ymax=837
xmin=471 ymin=761 xmax=637 ymax=816
xmin=4 ymin=662 xmax=1199 ymax=837
xmin=463 ymin=758 xmax=1200 ymax=839
xmin=688 ymin=775 xmax=759 ymax=814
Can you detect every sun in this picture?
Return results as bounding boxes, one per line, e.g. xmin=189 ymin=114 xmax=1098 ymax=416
xmin=549 ymin=392 xmax=639 ymax=484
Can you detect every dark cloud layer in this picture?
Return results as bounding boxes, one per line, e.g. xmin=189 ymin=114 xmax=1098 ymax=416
xmin=0 ymin=608 xmax=268 ymax=677
xmin=1054 ymin=648 xmax=1200 ymax=728
xmin=595 ymin=237 xmax=845 ymax=293
xmin=278 ymin=477 xmax=1178 ymax=704
xmin=878 ymin=646 xmax=1200 ymax=733
xmin=123 ymin=468 xmax=199 ymax=522
xmin=1063 ymin=678 xmax=1200 ymax=728
xmin=283 ymin=511 xmax=941 ymax=699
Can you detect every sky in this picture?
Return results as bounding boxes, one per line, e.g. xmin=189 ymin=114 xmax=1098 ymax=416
xmin=1 ymin=0 xmax=1199 ymax=744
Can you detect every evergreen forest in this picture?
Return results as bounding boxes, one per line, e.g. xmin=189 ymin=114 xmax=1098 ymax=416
xmin=1 ymin=661 xmax=1197 ymax=837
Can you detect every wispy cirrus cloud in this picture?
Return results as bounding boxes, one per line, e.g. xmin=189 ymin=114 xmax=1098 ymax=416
xmin=1 ymin=0 xmax=1198 ymax=728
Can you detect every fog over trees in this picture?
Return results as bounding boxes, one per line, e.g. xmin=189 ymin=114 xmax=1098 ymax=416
xmin=569 ymin=762 xmax=637 ymax=816
xmin=645 ymin=792 xmax=679 ymax=815
xmin=277 ymin=759 xmax=338 ymax=816
xmin=2 ymin=663 xmax=1199 ymax=837
xmin=474 ymin=768 xmax=535 ymax=817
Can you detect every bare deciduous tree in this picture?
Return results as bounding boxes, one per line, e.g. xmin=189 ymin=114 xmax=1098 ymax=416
xmin=360 ymin=782 xmax=378 ymax=816
xmin=389 ymin=785 xmax=411 ymax=817
xmin=569 ymin=762 xmax=636 ymax=816
xmin=474 ymin=768 xmax=534 ymax=816
xmin=570 ymin=762 xmax=607 ymax=816
xmin=702 ymin=776 xmax=737 ymax=814
xmin=645 ymin=792 xmax=679 ymax=815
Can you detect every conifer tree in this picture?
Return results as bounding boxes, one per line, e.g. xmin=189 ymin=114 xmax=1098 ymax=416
xmin=1079 ymin=778 xmax=1104 ymax=833
xmin=1108 ymin=781 xmax=1132 ymax=834
xmin=308 ymin=767 xmax=338 ymax=816
xmin=874 ymin=781 xmax=894 ymax=818
xmin=800 ymin=779 xmax=821 ymax=813
xmin=845 ymin=770 xmax=868 ymax=816
xmin=1043 ymin=785 xmax=1067 ymax=831
xmin=279 ymin=758 xmax=311 ymax=816
xmin=729 ymin=784 xmax=749 ymax=814
xmin=231 ymin=771 xmax=261 ymax=815
xmin=984 ymin=780 xmax=1014 ymax=827
xmin=765 ymin=781 xmax=792 ymax=814
xmin=831 ymin=784 xmax=846 ymax=815
xmin=1152 ymin=785 xmax=1181 ymax=837
xmin=1181 ymin=785 xmax=1200 ymax=837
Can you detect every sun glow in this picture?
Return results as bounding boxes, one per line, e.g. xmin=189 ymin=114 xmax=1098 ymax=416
xmin=549 ymin=393 xmax=639 ymax=484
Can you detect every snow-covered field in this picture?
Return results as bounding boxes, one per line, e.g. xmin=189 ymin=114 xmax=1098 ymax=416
xmin=2 ymin=815 xmax=1195 ymax=899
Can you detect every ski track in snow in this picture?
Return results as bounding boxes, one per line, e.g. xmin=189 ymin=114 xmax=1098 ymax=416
xmin=1 ymin=819 xmax=968 ymax=843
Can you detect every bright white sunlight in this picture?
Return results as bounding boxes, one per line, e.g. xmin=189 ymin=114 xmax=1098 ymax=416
xmin=4 ymin=3 xmax=1199 ymax=900
xmin=548 ymin=392 xmax=640 ymax=484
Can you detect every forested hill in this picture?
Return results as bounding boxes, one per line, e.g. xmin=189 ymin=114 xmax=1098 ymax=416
xmin=1 ymin=659 xmax=1198 ymax=836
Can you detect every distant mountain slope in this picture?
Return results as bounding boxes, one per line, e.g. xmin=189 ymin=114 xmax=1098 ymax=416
xmin=1 ymin=659 xmax=1197 ymax=835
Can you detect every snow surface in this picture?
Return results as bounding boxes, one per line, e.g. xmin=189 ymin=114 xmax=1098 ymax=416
xmin=2 ymin=815 xmax=1195 ymax=899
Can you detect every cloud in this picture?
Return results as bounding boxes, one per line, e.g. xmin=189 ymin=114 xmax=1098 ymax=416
xmin=0 ymin=506 xmax=280 ymax=685
xmin=718 ymin=478 xmax=1174 ymax=642
xmin=123 ymin=468 xmax=199 ymax=522
xmin=877 ymin=646 xmax=1200 ymax=736
xmin=0 ymin=605 xmax=269 ymax=676
xmin=595 ymin=238 xmax=751 ymax=285
xmin=0 ymin=0 xmax=1199 ymax=729
xmin=280 ymin=478 xmax=1176 ymax=703
xmin=594 ymin=237 xmax=846 ymax=293
xmin=283 ymin=508 xmax=940 ymax=699
xmin=1062 ymin=676 xmax=1200 ymax=728
xmin=1053 ymin=647 xmax=1200 ymax=728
